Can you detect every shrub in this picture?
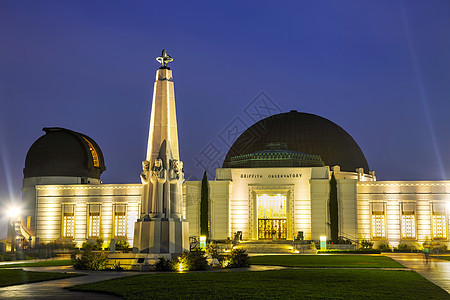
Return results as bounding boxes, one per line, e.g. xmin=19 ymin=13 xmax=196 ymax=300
xmin=115 ymin=240 xmax=130 ymax=253
xmin=317 ymin=249 xmax=381 ymax=254
xmin=227 ymin=248 xmax=249 ymax=268
xmin=81 ymin=238 xmax=103 ymax=251
xmin=154 ymin=257 xmax=174 ymax=271
xmin=206 ymin=243 xmax=219 ymax=259
xmin=396 ymin=243 xmax=418 ymax=252
xmin=71 ymin=249 xmax=108 ymax=270
xmin=377 ymin=242 xmax=392 ymax=252
xmin=360 ymin=239 xmax=374 ymax=249
xmin=178 ymin=249 xmax=208 ymax=271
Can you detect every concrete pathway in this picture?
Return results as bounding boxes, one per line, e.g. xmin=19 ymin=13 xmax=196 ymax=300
xmin=385 ymin=253 xmax=450 ymax=295
xmin=0 ymin=265 xmax=136 ymax=299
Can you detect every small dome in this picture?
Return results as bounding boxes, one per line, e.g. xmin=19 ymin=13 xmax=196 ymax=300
xmin=223 ymin=111 xmax=369 ymax=172
xmin=23 ymin=127 xmax=106 ymax=179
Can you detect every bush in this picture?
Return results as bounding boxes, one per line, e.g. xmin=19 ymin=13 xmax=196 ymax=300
xmin=360 ymin=239 xmax=374 ymax=250
xmin=317 ymin=249 xmax=381 ymax=254
xmin=81 ymin=238 xmax=103 ymax=251
xmin=115 ymin=240 xmax=131 ymax=253
xmin=396 ymin=243 xmax=418 ymax=252
xmin=71 ymin=249 xmax=108 ymax=270
xmin=206 ymin=243 xmax=219 ymax=259
xmin=154 ymin=257 xmax=174 ymax=271
xmin=226 ymin=248 xmax=249 ymax=268
xmin=377 ymin=242 xmax=392 ymax=252
xmin=178 ymin=249 xmax=208 ymax=271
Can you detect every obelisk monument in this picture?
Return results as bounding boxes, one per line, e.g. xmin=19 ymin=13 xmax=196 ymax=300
xmin=133 ymin=50 xmax=189 ymax=255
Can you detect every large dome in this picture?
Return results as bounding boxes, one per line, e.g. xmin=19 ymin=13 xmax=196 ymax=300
xmin=223 ymin=111 xmax=369 ymax=172
xmin=24 ymin=127 xmax=106 ymax=179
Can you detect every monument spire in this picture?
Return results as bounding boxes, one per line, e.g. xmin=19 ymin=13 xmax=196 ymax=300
xmin=133 ymin=50 xmax=188 ymax=255
xmin=145 ymin=49 xmax=179 ymax=164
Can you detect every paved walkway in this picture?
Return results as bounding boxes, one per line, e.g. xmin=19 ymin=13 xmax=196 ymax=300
xmin=385 ymin=253 xmax=450 ymax=295
xmin=0 ymin=265 xmax=136 ymax=299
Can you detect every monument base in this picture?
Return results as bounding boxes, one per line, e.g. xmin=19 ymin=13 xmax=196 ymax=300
xmin=132 ymin=218 xmax=189 ymax=254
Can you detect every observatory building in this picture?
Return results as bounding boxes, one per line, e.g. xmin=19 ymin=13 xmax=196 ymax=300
xmin=13 ymin=52 xmax=450 ymax=251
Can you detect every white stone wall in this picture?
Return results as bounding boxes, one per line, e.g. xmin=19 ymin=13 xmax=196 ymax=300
xmin=209 ymin=181 xmax=231 ymax=240
xmin=35 ymin=184 xmax=142 ymax=247
xmin=184 ymin=181 xmax=201 ymax=238
xmin=357 ymin=181 xmax=450 ymax=247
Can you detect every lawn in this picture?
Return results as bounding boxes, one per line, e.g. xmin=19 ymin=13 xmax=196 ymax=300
xmin=0 ymin=259 xmax=73 ymax=268
xmin=69 ymin=269 xmax=449 ymax=299
xmin=433 ymin=256 xmax=450 ymax=262
xmin=0 ymin=269 xmax=80 ymax=287
xmin=249 ymin=254 xmax=404 ymax=268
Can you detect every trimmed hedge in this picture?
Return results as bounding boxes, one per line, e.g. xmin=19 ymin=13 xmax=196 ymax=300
xmin=317 ymin=249 xmax=381 ymax=254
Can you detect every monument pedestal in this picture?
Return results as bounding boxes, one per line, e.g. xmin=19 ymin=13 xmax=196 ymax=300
xmin=132 ymin=218 xmax=189 ymax=254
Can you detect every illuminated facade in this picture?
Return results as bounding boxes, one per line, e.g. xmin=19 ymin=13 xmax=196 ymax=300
xmin=18 ymin=59 xmax=449 ymax=251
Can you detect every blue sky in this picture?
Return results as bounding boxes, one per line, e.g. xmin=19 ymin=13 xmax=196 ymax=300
xmin=1 ymin=0 xmax=449 ymax=235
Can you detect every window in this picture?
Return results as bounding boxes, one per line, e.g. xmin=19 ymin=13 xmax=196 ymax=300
xmin=62 ymin=204 xmax=75 ymax=238
xmin=432 ymin=202 xmax=446 ymax=239
xmin=371 ymin=202 xmax=385 ymax=238
xmin=88 ymin=204 xmax=101 ymax=238
xmin=401 ymin=203 xmax=416 ymax=239
xmin=82 ymin=137 xmax=100 ymax=167
xmin=114 ymin=204 xmax=127 ymax=237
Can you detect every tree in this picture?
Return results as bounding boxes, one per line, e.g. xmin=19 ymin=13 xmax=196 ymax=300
xmin=329 ymin=172 xmax=339 ymax=244
xmin=200 ymin=171 xmax=209 ymax=238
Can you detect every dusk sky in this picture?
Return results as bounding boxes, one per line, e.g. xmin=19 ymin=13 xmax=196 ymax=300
xmin=1 ymin=1 xmax=449 ymax=236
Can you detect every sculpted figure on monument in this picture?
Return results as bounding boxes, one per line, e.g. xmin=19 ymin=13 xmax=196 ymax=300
xmin=169 ymin=159 xmax=184 ymax=219
xmin=150 ymin=158 xmax=166 ymax=216
xmin=139 ymin=160 xmax=151 ymax=219
xmin=140 ymin=160 xmax=150 ymax=184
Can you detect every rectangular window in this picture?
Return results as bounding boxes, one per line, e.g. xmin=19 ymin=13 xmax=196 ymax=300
xmin=371 ymin=202 xmax=385 ymax=238
xmin=114 ymin=204 xmax=127 ymax=237
xmin=432 ymin=215 xmax=446 ymax=239
xmin=62 ymin=204 xmax=75 ymax=238
xmin=401 ymin=202 xmax=416 ymax=239
xmin=432 ymin=202 xmax=447 ymax=239
xmin=88 ymin=204 xmax=101 ymax=238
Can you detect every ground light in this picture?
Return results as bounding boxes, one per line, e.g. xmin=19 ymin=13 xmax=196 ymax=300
xmin=200 ymin=236 xmax=206 ymax=250
xmin=320 ymin=236 xmax=327 ymax=251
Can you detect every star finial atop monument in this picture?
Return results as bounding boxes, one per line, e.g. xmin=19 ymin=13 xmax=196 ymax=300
xmin=156 ymin=49 xmax=173 ymax=68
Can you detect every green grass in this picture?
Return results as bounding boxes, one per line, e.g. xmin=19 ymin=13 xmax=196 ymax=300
xmin=433 ymin=256 xmax=450 ymax=262
xmin=0 ymin=269 xmax=80 ymax=287
xmin=0 ymin=259 xmax=73 ymax=268
xmin=249 ymin=254 xmax=404 ymax=268
xmin=69 ymin=269 xmax=449 ymax=299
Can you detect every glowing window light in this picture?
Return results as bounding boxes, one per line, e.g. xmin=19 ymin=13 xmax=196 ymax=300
xmin=371 ymin=215 xmax=385 ymax=238
xmin=432 ymin=215 xmax=446 ymax=239
xmin=257 ymin=194 xmax=286 ymax=219
xmin=82 ymin=137 xmax=100 ymax=167
xmin=115 ymin=214 xmax=127 ymax=237
xmin=401 ymin=215 xmax=415 ymax=239
xmin=63 ymin=215 xmax=74 ymax=238
xmin=89 ymin=215 xmax=100 ymax=237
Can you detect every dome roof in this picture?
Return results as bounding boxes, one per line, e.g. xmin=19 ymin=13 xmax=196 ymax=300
xmin=223 ymin=111 xmax=369 ymax=172
xmin=23 ymin=127 xmax=106 ymax=179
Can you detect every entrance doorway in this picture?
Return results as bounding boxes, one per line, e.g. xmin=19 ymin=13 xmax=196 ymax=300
xmin=257 ymin=194 xmax=287 ymax=240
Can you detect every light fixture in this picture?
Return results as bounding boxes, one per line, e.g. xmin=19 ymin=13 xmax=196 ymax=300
xmin=320 ymin=236 xmax=327 ymax=250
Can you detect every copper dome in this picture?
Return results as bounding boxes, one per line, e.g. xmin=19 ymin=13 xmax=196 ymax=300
xmin=223 ymin=111 xmax=369 ymax=172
